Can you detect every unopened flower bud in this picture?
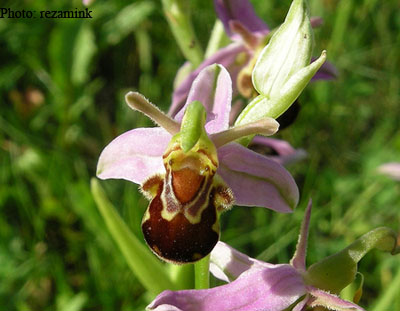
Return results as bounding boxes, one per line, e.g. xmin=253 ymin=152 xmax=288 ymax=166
xmin=305 ymin=227 xmax=400 ymax=294
xmin=235 ymin=0 xmax=327 ymax=126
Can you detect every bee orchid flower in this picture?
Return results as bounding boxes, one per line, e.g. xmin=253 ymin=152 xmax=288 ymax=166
xmin=97 ymin=64 xmax=299 ymax=264
xmin=148 ymin=201 xmax=400 ymax=311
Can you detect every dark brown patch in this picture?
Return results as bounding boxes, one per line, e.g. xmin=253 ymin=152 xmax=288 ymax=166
xmin=276 ymin=100 xmax=300 ymax=130
xmin=185 ymin=177 xmax=213 ymax=218
xmin=141 ymin=175 xmax=163 ymax=195
xmin=142 ymin=183 xmax=219 ymax=263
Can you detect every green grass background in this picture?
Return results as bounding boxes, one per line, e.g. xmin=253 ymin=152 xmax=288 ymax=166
xmin=0 ymin=0 xmax=399 ymax=310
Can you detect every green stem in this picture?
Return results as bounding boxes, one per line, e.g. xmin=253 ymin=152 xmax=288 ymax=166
xmin=205 ymin=20 xmax=230 ymax=58
xmin=90 ymin=178 xmax=177 ymax=295
xmin=161 ymin=0 xmax=203 ymax=66
xmin=169 ymin=263 xmax=195 ymax=289
xmin=194 ymin=254 xmax=210 ymax=289
xmin=373 ymin=267 xmax=400 ymax=311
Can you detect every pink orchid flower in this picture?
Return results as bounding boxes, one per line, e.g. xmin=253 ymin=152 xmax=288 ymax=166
xmin=249 ymin=136 xmax=307 ymax=166
xmin=97 ymin=64 xmax=299 ymax=263
xmin=148 ymin=200 xmax=399 ymax=310
xmin=378 ymin=162 xmax=400 ymax=181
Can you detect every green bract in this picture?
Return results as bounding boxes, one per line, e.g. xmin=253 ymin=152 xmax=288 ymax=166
xmin=305 ymin=227 xmax=400 ymax=294
xmin=235 ymin=0 xmax=327 ymax=126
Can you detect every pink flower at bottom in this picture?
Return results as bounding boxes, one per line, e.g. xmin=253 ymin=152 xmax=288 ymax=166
xmin=148 ymin=199 xmax=399 ymax=311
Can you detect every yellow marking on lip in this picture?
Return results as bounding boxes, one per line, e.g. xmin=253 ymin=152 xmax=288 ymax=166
xmin=142 ymin=208 xmax=151 ymax=223
xmin=140 ymin=174 xmax=163 ymax=200
xmin=212 ymin=219 xmax=220 ymax=234
xmin=152 ymin=245 xmax=161 ymax=256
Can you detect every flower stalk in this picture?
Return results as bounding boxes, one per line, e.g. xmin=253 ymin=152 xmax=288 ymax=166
xmin=194 ymin=255 xmax=210 ymax=289
xmin=161 ymin=0 xmax=204 ymax=66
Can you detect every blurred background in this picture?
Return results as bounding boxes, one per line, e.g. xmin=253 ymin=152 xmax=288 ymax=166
xmin=0 ymin=0 xmax=399 ymax=310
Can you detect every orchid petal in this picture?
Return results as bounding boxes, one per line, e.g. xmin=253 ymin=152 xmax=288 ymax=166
xmin=210 ymin=241 xmax=273 ymax=282
xmin=83 ymin=0 xmax=94 ymax=5
xmin=310 ymin=16 xmax=324 ymax=28
xmin=377 ymin=162 xmax=400 ymax=181
xmin=290 ymin=200 xmax=312 ymax=271
xmin=125 ymin=92 xmax=180 ymax=135
xmin=169 ymin=43 xmax=247 ymax=117
xmin=148 ymin=305 xmax=182 ymax=311
xmin=97 ymin=127 xmax=170 ymax=184
xmin=213 ymin=0 xmax=269 ymax=40
xmin=292 ymin=294 xmax=309 ymax=311
xmin=211 ymin=118 xmax=279 ymax=148
xmin=175 ymin=64 xmax=232 ymax=134
xmin=308 ymin=287 xmax=366 ymax=311
xmin=147 ymin=265 xmax=306 ymax=311
xmin=312 ymin=60 xmax=338 ymax=81
xmin=252 ymin=137 xmax=297 ymax=156
xmin=217 ymin=143 xmax=299 ymax=212
xmin=250 ymin=136 xmax=307 ymax=166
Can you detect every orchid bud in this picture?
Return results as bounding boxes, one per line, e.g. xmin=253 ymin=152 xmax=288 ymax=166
xmin=235 ymin=0 xmax=327 ymax=126
xmin=305 ymin=227 xmax=400 ymax=294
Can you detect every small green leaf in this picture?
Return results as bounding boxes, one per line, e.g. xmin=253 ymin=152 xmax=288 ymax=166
xmin=71 ymin=24 xmax=97 ymax=86
xmin=56 ymin=292 xmax=88 ymax=311
xmin=372 ymin=267 xmax=400 ymax=311
xmin=103 ymin=2 xmax=154 ymax=45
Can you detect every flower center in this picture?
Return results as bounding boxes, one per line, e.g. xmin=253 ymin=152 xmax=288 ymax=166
xmin=172 ymin=167 xmax=205 ymax=204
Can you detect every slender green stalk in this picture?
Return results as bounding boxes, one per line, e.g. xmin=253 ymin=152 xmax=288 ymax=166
xmin=205 ymin=20 xmax=230 ymax=59
xmin=91 ymin=178 xmax=177 ymax=295
xmin=372 ymin=267 xmax=400 ymax=311
xmin=161 ymin=0 xmax=203 ymax=66
xmin=194 ymin=255 xmax=210 ymax=289
xmin=169 ymin=264 xmax=195 ymax=289
xmin=328 ymin=0 xmax=353 ymax=58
